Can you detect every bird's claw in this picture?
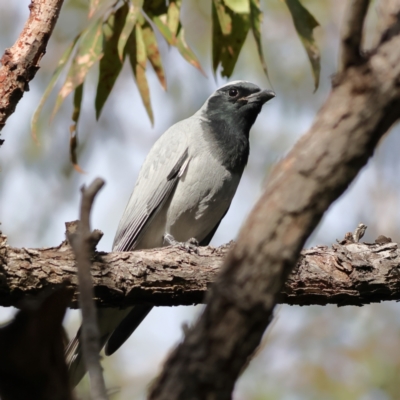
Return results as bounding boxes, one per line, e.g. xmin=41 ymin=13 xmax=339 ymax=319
xmin=183 ymin=237 xmax=199 ymax=254
xmin=163 ymin=234 xmax=199 ymax=254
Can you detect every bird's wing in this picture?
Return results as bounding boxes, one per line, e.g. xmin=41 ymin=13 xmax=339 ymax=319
xmin=113 ymin=125 xmax=190 ymax=251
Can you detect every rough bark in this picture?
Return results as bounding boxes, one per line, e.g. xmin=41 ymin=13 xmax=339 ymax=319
xmin=0 ymin=0 xmax=64 ymax=132
xmin=1 ymin=233 xmax=400 ymax=308
xmin=148 ymin=9 xmax=400 ymax=400
xmin=0 ymin=233 xmax=225 ymax=308
xmin=0 ymin=288 xmax=72 ymax=400
xmin=377 ymin=0 xmax=400 ymax=38
xmin=339 ymin=0 xmax=370 ymax=71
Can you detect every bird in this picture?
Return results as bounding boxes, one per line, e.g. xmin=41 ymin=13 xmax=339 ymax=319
xmin=66 ymin=80 xmax=275 ymax=386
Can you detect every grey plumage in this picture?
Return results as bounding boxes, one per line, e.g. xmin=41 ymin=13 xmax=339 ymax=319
xmin=66 ymin=80 xmax=275 ymax=387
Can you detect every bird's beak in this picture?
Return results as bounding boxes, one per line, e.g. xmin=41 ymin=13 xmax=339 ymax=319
xmin=244 ymin=89 xmax=275 ymax=105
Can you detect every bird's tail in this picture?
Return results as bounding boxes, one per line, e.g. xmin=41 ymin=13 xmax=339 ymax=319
xmin=104 ymin=305 xmax=153 ymax=356
xmin=65 ymin=307 xmax=133 ymax=388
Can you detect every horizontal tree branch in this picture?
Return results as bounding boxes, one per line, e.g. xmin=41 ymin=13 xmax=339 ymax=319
xmin=1 ymin=233 xmax=399 ymax=309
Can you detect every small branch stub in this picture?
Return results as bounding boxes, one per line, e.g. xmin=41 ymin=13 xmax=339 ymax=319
xmin=339 ymin=0 xmax=370 ymax=71
xmin=353 ymin=223 xmax=367 ymax=242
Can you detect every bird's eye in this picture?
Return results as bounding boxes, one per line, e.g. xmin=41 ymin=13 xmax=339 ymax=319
xmin=228 ymin=88 xmax=238 ymax=97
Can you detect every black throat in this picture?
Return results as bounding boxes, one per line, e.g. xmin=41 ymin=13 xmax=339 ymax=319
xmin=201 ymin=101 xmax=262 ymax=174
xmin=201 ymin=116 xmax=250 ymax=175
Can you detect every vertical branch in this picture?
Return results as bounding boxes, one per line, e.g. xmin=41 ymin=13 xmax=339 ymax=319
xmin=0 ymin=0 xmax=65 ymax=132
xmin=149 ymin=9 xmax=400 ymax=399
xmin=339 ymin=0 xmax=370 ymax=71
xmin=376 ymin=0 xmax=400 ymax=39
xmin=0 ymin=288 xmax=73 ymax=400
xmin=70 ymin=178 xmax=108 ymax=400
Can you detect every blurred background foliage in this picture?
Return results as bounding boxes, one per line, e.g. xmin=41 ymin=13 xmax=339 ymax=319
xmin=31 ymin=0 xmax=320 ymax=168
xmin=2 ymin=0 xmax=400 ymax=399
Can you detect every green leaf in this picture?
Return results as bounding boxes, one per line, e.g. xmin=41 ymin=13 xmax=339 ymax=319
xmin=117 ymin=0 xmax=144 ymax=61
xmin=95 ymin=4 xmax=129 ymax=119
xmin=176 ymin=27 xmax=205 ymax=75
xmin=213 ymin=0 xmax=232 ymax=35
xmin=142 ymin=22 xmax=167 ymax=89
xmin=167 ymin=1 xmax=180 ymax=37
xmin=152 ymin=15 xmax=174 ymax=44
xmin=149 ymin=1 xmax=205 ymax=74
xmin=250 ymin=0 xmax=268 ymax=77
xmin=127 ymin=24 xmax=154 ymax=124
xmin=70 ymin=83 xmax=85 ymax=173
xmin=71 ymin=83 xmax=83 ymax=126
xmin=149 ymin=0 xmax=182 ymax=45
xmin=31 ymin=34 xmax=81 ymax=142
xmin=284 ymin=0 xmax=320 ymax=90
xmin=143 ymin=0 xmax=170 ymax=42
xmin=224 ymin=0 xmax=250 ymax=14
xmin=52 ymin=17 xmax=103 ymax=119
xmin=212 ymin=0 xmax=250 ymax=77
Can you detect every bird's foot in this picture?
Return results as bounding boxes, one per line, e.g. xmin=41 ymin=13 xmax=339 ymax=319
xmin=163 ymin=233 xmax=199 ymax=254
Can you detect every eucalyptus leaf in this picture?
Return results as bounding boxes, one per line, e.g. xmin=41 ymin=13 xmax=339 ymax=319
xmin=142 ymin=22 xmax=167 ymax=89
xmin=250 ymin=0 xmax=268 ymax=77
xmin=167 ymin=1 xmax=180 ymax=38
xmin=149 ymin=3 xmax=205 ymax=74
xmin=117 ymin=0 xmax=144 ymax=61
xmin=212 ymin=0 xmax=250 ymax=77
xmin=127 ymin=25 xmax=154 ymax=124
xmin=152 ymin=15 xmax=174 ymax=44
xmin=284 ymin=0 xmax=320 ymax=90
xmin=224 ymin=0 xmax=250 ymax=14
xmin=176 ymin=27 xmax=205 ymax=75
xmin=31 ymin=34 xmax=81 ymax=141
xmin=52 ymin=18 xmax=103 ymax=119
xmin=95 ymin=4 xmax=129 ymax=119
xmin=70 ymin=83 xmax=85 ymax=173
xmin=213 ymin=0 xmax=232 ymax=35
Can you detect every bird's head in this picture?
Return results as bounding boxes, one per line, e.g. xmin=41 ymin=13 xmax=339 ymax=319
xmin=198 ymin=81 xmax=275 ymax=136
